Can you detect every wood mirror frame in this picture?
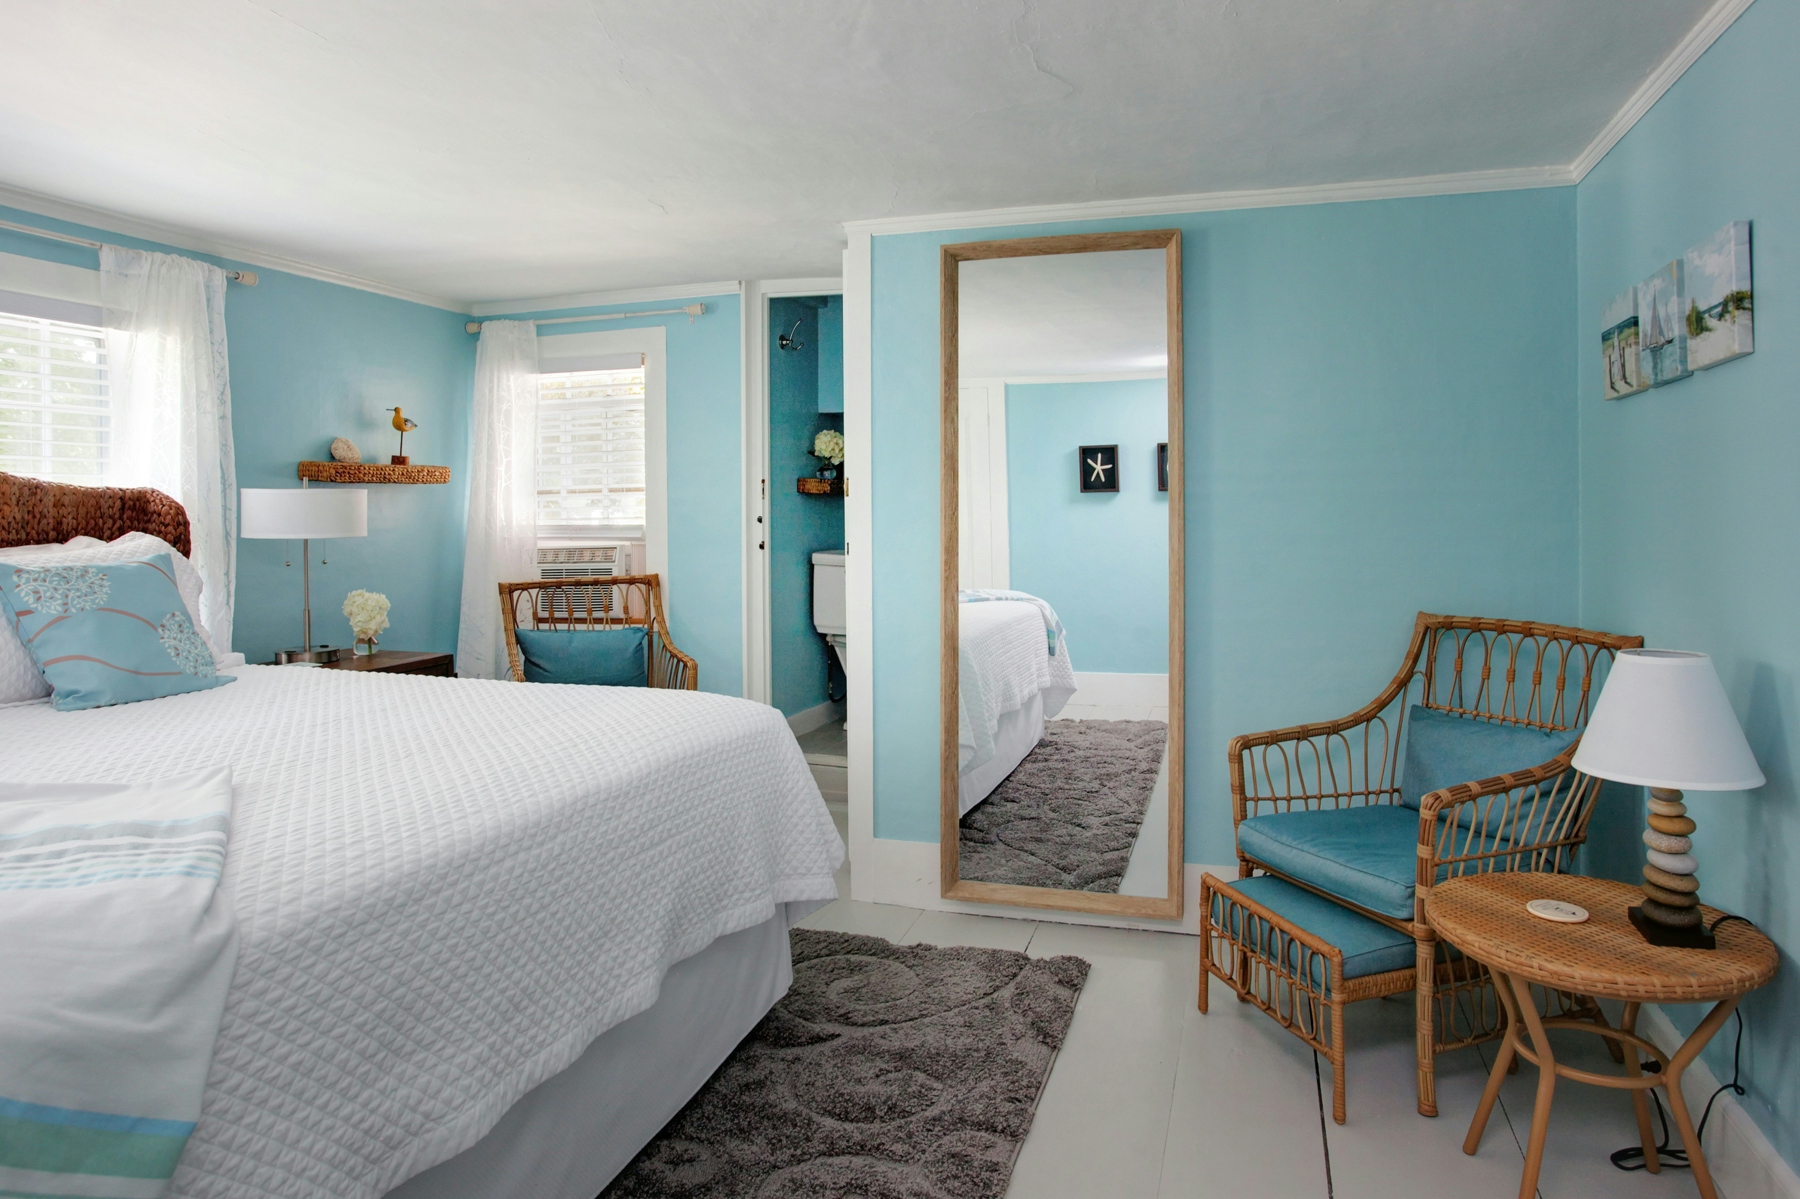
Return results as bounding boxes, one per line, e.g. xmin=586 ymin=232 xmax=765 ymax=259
xmin=939 ymin=229 xmax=1184 ymax=920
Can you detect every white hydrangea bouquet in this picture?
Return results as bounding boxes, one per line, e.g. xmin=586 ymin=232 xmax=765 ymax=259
xmin=812 ymin=429 xmax=845 ymax=477
xmin=343 ymin=590 xmax=391 ymax=655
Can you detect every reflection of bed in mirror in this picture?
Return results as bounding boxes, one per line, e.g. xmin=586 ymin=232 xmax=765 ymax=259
xmin=956 ymin=591 xmax=1077 ymax=814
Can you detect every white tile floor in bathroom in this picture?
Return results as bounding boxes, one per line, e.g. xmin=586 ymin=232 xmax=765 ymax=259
xmin=796 ymin=840 xmax=1716 ymax=1199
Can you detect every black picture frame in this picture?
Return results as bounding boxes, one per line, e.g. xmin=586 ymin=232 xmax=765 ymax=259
xmin=1157 ymin=443 xmax=1169 ymax=492
xmin=1078 ymin=444 xmax=1119 ymax=493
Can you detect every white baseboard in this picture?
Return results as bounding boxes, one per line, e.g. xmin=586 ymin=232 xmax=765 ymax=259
xmin=1068 ymin=672 xmax=1167 ymax=708
xmin=861 ymin=837 xmax=1218 ymax=934
xmin=786 ymin=700 xmax=845 ymax=737
xmin=1638 ymin=1004 xmax=1800 ymax=1199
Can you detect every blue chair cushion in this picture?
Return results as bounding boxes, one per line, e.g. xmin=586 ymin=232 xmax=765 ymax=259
xmin=1400 ymin=704 xmax=1580 ymax=811
xmin=1213 ymin=874 xmax=1416 ymax=986
xmin=514 ymin=627 xmax=648 ymax=686
xmin=0 ymin=553 xmax=233 ymax=711
xmin=1237 ymin=805 xmax=1423 ymax=919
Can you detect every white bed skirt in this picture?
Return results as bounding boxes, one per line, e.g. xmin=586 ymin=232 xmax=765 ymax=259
xmin=384 ymin=905 xmax=811 ymax=1199
xmin=958 ymin=691 xmax=1046 ymax=817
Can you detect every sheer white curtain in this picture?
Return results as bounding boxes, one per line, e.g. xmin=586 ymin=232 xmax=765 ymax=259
xmin=100 ymin=246 xmax=238 ymax=652
xmin=458 ymin=320 xmax=539 ymax=679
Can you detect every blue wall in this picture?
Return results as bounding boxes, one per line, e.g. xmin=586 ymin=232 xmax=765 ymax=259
xmin=0 ymin=206 xmax=475 ymax=666
xmin=1576 ymin=0 xmax=1799 ymax=1165
xmin=490 ymin=293 xmax=745 ymax=696
xmin=1005 ymin=379 xmax=1167 ymax=674
xmin=769 ymin=297 xmax=844 ymax=715
xmin=871 ymin=189 xmax=1582 ymax=847
xmin=817 ymin=296 xmax=844 ymax=413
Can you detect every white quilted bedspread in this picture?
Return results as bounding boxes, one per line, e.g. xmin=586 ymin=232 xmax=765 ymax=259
xmin=0 ymin=666 xmax=844 ymax=1199
xmin=958 ymin=600 xmax=1077 ymax=774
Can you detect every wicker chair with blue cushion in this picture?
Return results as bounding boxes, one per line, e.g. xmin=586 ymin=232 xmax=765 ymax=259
xmin=499 ymin=574 xmax=696 ymax=689
xmin=1229 ymin=612 xmax=1641 ymax=1117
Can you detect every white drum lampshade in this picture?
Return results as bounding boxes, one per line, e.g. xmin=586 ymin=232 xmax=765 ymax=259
xmin=239 ymin=488 xmax=368 ymax=662
xmin=1572 ymin=649 xmax=1762 ymax=948
xmin=240 ymin=488 xmax=367 ymax=541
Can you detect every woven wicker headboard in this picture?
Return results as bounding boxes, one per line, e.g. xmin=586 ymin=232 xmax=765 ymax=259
xmin=0 ymin=471 xmax=191 ymax=556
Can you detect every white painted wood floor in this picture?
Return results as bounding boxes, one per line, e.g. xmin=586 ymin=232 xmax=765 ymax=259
xmin=799 ymin=818 xmax=1712 ymax=1198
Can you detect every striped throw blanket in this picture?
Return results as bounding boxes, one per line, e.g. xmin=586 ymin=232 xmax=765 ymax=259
xmin=0 ymin=769 xmax=237 ymax=1199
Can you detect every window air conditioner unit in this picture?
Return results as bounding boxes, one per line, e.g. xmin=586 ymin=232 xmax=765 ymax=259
xmin=534 ymin=542 xmax=644 ymax=620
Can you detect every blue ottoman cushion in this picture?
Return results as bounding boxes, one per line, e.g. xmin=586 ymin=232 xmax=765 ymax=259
xmin=1213 ymin=874 xmax=1416 ymax=984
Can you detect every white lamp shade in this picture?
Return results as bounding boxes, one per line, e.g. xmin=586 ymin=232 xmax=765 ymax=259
xmin=1571 ymin=649 xmax=1764 ymax=791
xmin=239 ymin=488 xmax=368 ymax=540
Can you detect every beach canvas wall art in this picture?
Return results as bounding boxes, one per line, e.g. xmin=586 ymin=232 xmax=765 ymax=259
xmin=1638 ymin=260 xmax=1690 ymax=386
xmin=1601 ymin=285 xmax=1647 ymax=399
xmin=1684 ymin=221 xmax=1754 ymax=370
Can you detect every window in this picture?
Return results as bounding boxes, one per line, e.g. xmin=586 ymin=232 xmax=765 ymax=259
xmin=536 ymin=364 xmax=646 ymax=539
xmin=0 ymin=309 xmax=109 ymax=484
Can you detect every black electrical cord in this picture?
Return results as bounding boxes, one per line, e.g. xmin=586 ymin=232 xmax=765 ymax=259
xmin=1610 ymin=913 xmax=1752 ymax=1173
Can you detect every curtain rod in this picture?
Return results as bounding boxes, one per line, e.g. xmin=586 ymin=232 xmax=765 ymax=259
xmin=0 ymin=218 xmax=259 ymax=285
xmin=465 ymin=304 xmax=704 ymax=335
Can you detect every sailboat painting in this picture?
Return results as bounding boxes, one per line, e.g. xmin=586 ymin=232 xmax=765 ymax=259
xmin=1638 ymin=260 xmax=1690 ymax=387
xmin=1684 ymin=221 xmax=1754 ymax=371
xmin=1601 ymin=285 xmax=1646 ymax=399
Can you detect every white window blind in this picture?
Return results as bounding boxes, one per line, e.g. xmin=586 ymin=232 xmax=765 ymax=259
xmin=0 ymin=309 xmax=109 ymax=484
xmin=536 ymin=365 xmax=646 ymax=538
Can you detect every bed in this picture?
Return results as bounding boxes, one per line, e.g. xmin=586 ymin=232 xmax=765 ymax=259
xmin=0 ymin=476 xmax=844 ymax=1199
xmin=956 ymin=593 xmax=1077 ymax=816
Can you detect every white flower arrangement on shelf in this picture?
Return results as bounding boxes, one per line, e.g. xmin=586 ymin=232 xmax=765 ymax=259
xmin=812 ymin=429 xmax=845 ymax=466
xmin=342 ymin=589 xmax=391 ymax=654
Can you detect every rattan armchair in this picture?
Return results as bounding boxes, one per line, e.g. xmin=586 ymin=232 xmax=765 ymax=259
xmin=499 ymin=574 xmax=697 ymax=690
xmin=1229 ymin=613 xmax=1642 ymax=1117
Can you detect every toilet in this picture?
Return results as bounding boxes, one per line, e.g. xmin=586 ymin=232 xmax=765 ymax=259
xmin=811 ymin=550 xmax=846 ymax=663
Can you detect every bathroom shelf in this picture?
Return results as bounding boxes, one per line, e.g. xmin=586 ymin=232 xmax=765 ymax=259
xmin=797 ymin=477 xmax=846 ymax=497
xmin=298 ymin=461 xmax=451 ymax=485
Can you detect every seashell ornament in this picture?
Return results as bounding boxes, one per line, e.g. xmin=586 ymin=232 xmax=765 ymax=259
xmin=330 ymin=437 xmax=362 ymax=464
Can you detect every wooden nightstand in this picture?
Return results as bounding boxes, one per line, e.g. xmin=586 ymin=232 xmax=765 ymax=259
xmin=315 ymin=650 xmax=455 ymax=677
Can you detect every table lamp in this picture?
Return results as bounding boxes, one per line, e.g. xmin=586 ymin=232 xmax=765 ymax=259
xmin=1571 ymin=649 xmax=1763 ymax=949
xmin=240 ymin=487 xmax=368 ymax=664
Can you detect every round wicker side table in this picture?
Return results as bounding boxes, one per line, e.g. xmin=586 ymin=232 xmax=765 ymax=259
xmin=1425 ymin=873 xmax=1776 ymax=1199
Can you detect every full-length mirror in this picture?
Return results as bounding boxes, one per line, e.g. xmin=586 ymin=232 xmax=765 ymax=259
xmin=941 ymin=231 xmax=1183 ymax=919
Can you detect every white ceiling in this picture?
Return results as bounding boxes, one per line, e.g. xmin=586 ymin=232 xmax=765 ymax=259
xmin=960 ymin=250 xmax=1167 ymax=378
xmin=0 ymin=1 xmax=1717 ymax=307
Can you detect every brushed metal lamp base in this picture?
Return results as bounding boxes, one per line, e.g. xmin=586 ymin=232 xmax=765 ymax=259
xmin=274 ymin=646 xmax=345 ymax=665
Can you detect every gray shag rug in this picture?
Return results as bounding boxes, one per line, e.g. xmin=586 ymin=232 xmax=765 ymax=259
xmin=958 ymin=719 xmax=1167 ymax=892
xmin=601 ymin=929 xmax=1090 ymax=1199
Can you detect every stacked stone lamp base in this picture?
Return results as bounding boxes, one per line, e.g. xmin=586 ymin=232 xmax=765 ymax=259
xmin=1632 ymin=787 xmax=1715 ymax=949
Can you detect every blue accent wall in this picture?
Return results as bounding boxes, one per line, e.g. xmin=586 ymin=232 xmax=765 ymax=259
xmin=0 ymin=206 xmax=475 ymax=666
xmin=871 ymin=189 xmax=1581 ymax=848
xmin=817 ymin=296 xmax=844 ymax=413
xmin=1005 ymin=379 xmax=1167 ymax=674
xmin=769 ymin=297 xmax=844 ymax=715
xmin=492 ymin=294 xmax=745 ymax=696
xmin=1576 ymin=0 xmax=1799 ymax=1166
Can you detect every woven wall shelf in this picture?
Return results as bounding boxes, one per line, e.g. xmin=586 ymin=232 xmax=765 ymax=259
xmin=796 ymin=477 xmax=846 ymax=496
xmin=298 ymin=461 xmax=452 ymax=485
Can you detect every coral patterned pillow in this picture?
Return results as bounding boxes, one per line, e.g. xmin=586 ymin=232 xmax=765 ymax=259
xmin=0 ymin=554 xmax=236 ymax=711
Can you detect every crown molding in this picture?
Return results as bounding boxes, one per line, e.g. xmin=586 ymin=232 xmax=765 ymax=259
xmin=0 ymin=182 xmax=468 ymax=312
xmin=1569 ymin=0 xmax=1756 ymax=181
xmin=470 ymin=280 xmax=743 ymax=317
xmin=841 ymin=164 xmax=1574 ymax=237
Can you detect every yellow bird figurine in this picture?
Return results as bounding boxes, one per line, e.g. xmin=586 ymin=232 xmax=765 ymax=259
xmin=385 ymin=407 xmax=418 ymax=464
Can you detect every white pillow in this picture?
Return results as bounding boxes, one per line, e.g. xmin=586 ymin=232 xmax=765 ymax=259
xmin=0 ymin=534 xmax=224 ymax=704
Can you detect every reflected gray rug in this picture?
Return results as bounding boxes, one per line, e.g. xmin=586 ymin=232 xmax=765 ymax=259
xmin=958 ymin=719 xmax=1167 ymax=892
xmin=601 ymin=930 xmax=1089 ymax=1199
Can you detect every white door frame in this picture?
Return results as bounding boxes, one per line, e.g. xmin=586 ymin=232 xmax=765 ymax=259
xmin=741 ymin=276 xmax=844 ymax=705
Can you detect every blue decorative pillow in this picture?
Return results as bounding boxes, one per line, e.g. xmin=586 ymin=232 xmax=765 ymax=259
xmin=1400 ymin=704 xmax=1580 ymax=810
xmin=514 ymin=627 xmax=648 ymax=686
xmin=0 ymin=554 xmax=234 ymax=711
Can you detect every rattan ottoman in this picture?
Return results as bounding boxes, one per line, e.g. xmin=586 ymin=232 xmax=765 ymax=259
xmin=1199 ymin=872 xmax=1417 ymax=1122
